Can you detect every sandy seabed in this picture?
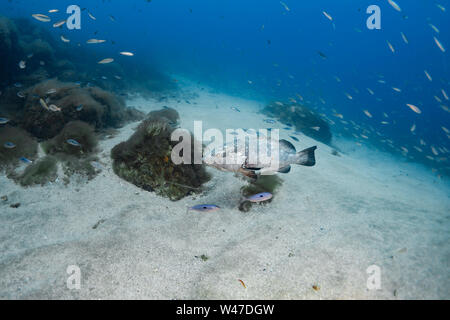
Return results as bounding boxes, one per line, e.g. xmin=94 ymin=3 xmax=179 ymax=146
xmin=1 ymin=85 xmax=449 ymax=300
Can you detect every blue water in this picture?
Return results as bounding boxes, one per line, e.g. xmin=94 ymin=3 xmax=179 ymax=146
xmin=1 ymin=0 xmax=449 ymax=174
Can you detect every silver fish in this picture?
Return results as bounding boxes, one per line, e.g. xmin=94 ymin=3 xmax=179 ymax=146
xmin=203 ymin=133 xmax=316 ymax=178
xmin=245 ymin=192 xmax=273 ymax=203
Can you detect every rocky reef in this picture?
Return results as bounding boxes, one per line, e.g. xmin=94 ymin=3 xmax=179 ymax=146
xmin=14 ymin=79 xmax=143 ymax=140
xmin=111 ymin=108 xmax=211 ymax=201
xmin=263 ymin=102 xmax=332 ymax=145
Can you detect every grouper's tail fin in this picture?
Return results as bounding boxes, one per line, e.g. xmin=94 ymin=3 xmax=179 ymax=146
xmin=296 ymin=146 xmax=317 ymax=166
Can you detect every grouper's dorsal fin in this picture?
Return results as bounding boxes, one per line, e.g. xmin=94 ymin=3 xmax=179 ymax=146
xmin=279 ymin=139 xmax=296 ymax=152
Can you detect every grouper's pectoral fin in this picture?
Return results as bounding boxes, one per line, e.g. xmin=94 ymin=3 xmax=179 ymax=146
xmin=278 ymin=165 xmax=291 ymax=173
xmin=238 ymin=167 xmax=258 ymax=179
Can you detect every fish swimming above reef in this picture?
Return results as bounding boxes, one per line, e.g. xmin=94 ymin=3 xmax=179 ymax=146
xmin=0 ymin=117 xmax=10 ymax=125
xmin=4 ymin=142 xmax=16 ymax=149
xmin=203 ymin=132 xmax=317 ymax=178
xmin=66 ymin=139 xmax=82 ymax=147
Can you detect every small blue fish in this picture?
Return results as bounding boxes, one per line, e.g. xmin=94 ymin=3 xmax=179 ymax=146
xmin=290 ymin=136 xmax=299 ymax=142
xmin=0 ymin=117 xmax=9 ymax=125
xmin=245 ymin=192 xmax=273 ymax=203
xmin=13 ymin=82 xmax=22 ymax=88
xmin=76 ymin=104 xmax=83 ymax=111
xmin=4 ymin=142 xmax=16 ymax=149
xmin=283 ymin=127 xmax=292 ymax=131
xmin=188 ymin=204 xmax=220 ymax=213
xmin=264 ymin=119 xmax=276 ymax=124
xmin=230 ymin=107 xmax=241 ymax=112
xmin=20 ymin=157 xmax=33 ymax=164
xmin=66 ymin=139 xmax=82 ymax=147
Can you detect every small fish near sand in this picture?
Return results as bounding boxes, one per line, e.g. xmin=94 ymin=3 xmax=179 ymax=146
xmin=230 ymin=107 xmax=241 ymax=112
xmin=290 ymin=135 xmax=299 ymax=142
xmin=4 ymin=142 xmax=16 ymax=149
xmin=20 ymin=157 xmax=33 ymax=164
xmin=188 ymin=204 xmax=220 ymax=213
xmin=66 ymin=139 xmax=82 ymax=147
xmin=17 ymin=91 xmax=26 ymax=99
xmin=0 ymin=117 xmax=10 ymax=125
xmin=243 ymin=192 xmax=273 ymax=203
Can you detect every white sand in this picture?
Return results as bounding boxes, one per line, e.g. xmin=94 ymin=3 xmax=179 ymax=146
xmin=1 ymin=84 xmax=449 ymax=299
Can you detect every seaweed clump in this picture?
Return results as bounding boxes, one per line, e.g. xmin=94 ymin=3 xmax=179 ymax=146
xmin=111 ymin=108 xmax=210 ymax=201
xmin=21 ymin=79 xmax=144 ymax=139
xmin=42 ymin=121 xmax=100 ymax=180
xmin=42 ymin=121 xmax=98 ymax=156
xmin=263 ymin=102 xmax=332 ymax=145
xmin=239 ymin=175 xmax=283 ymax=212
xmin=14 ymin=155 xmax=58 ymax=186
xmin=0 ymin=126 xmax=38 ymax=170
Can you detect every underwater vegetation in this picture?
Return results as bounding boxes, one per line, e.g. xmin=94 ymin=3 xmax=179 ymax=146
xmin=263 ymin=102 xmax=332 ymax=145
xmin=42 ymin=121 xmax=101 ymax=181
xmin=18 ymin=79 xmax=144 ymax=140
xmin=111 ymin=108 xmax=211 ymax=201
xmin=239 ymin=175 xmax=283 ymax=212
xmin=42 ymin=121 xmax=98 ymax=156
xmin=12 ymin=155 xmax=58 ymax=187
xmin=0 ymin=126 xmax=38 ymax=170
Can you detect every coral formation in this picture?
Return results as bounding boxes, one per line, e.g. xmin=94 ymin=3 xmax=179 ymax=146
xmin=13 ymin=155 xmax=58 ymax=187
xmin=41 ymin=121 xmax=101 ymax=181
xmin=42 ymin=121 xmax=98 ymax=156
xmin=0 ymin=126 xmax=38 ymax=170
xmin=0 ymin=15 xmax=180 ymax=189
xmin=263 ymin=102 xmax=332 ymax=145
xmin=19 ymin=79 xmax=144 ymax=139
xmin=111 ymin=108 xmax=210 ymax=200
